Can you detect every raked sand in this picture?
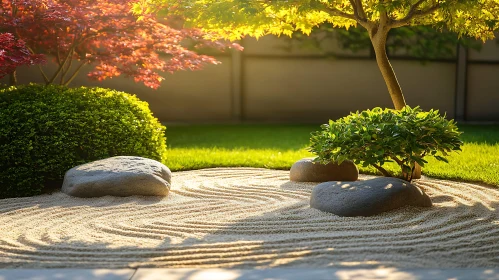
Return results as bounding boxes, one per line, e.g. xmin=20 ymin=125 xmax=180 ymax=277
xmin=1 ymin=168 xmax=498 ymax=268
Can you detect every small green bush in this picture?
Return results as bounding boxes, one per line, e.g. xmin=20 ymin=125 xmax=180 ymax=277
xmin=0 ymin=84 xmax=167 ymax=198
xmin=309 ymin=106 xmax=462 ymax=181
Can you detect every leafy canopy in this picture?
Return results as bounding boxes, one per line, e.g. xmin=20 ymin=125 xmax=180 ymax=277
xmin=288 ymin=24 xmax=483 ymax=59
xmin=1 ymin=0 xmax=240 ymax=88
xmin=136 ymin=0 xmax=499 ymax=41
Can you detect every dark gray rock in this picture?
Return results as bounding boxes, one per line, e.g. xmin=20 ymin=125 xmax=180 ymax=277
xmin=310 ymin=177 xmax=432 ymax=217
xmin=290 ymin=158 xmax=358 ymax=182
xmin=62 ymin=156 xmax=171 ymax=198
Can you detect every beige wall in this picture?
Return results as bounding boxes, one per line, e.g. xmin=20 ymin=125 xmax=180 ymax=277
xmin=395 ymin=61 xmax=456 ymax=117
xmin=5 ymin=35 xmax=499 ymax=122
xmin=243 ymin=35 xmax=371 ymax=57
xmin=242 ymin=35 xmax=456 ymax=122
xmin=469 ymin=39 xmax=499 ymax=61
xmin=466 ymin=39 xmax=499 ymax=121
xmin=244 ymin=59 xmax=389 ymax=122
xmin=467 ymin=65 xmax=499 ymax=120
xmin=244 ymin=58 xmax=455 ymax=122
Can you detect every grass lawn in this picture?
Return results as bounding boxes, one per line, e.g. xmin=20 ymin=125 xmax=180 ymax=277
xmin=164 ymin=124 xmax=499 ymax=187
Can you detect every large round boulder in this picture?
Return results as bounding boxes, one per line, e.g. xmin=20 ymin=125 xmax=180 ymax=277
xmin=310 ymin=177 xmax=432 ymax=217
xmin=290 ymin=158 xmax=358 ymax=182
xmin=62 ymin=156 xmax=171 ymax=198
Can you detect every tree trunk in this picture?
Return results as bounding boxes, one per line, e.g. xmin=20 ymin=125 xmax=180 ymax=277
xmin=369 ymin=26 xmax=421 ymax=179
xmin=370 ymin=29 xmax=407 ymax=110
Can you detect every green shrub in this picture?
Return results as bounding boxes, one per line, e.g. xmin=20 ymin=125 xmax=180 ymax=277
xmin=0 ymin=84 xmax=167 ymax=198
xmin=309 ymin=106 xmax=462 ymax=181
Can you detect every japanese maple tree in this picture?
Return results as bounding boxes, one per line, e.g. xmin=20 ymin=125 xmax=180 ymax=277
xmin=135 ymin=0 xmax=499 ymax=107
xmin=0 ymin=0 xmax=240 ymax=89
xmin=0 ymin=33 xmax=44 ymax=84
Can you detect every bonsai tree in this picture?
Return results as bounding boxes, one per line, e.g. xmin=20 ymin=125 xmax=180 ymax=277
xmin=309 ymin=107 xmax=463 ymax=181
xmin=134 ymin=0 xmax=498 ymax=108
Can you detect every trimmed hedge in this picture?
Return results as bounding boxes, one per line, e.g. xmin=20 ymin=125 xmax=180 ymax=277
xmin=0 ymin=84 xmax=167 ymax=198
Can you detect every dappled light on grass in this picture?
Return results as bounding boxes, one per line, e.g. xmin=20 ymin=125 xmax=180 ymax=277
xmin=165 ymin=124 xmax=499 ymax=186
xmin=166 ymin=124 xmax=316 ymax=150
xmin=422 ymin=142 xmax=499 ymax=186
xmin=165 ymin=124 xmax=316 ymax=171
xmin=459 ymin=124 xmax=499 ymax=145
xmin=165 ymin=147 xmax=313 ymax=171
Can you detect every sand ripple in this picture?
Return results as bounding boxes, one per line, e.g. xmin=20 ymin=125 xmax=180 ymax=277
xmin=1 ymin=168 xmax=498 ymax=268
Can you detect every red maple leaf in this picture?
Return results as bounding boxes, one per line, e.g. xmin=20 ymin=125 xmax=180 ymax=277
xmin=0 ymin=0 xmax=242 ymax=89
xmin=0 ymin=33 xmax=45 ymax=79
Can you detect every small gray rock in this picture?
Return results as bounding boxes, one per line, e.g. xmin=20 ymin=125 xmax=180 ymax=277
xmin=62 ymin=156 xmax=171 ymax=198
xmin=290 ymin=158 xmax=358 ymax=182
xmin=310 ymin=177 xmax=432 ymax=217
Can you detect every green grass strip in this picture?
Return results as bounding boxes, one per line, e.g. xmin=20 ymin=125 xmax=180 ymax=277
xmin=164 ymin=124 xmax=499 ymax=187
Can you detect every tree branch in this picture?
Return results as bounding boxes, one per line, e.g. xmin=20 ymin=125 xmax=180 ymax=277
xmin=377 ymin=0 xmax=393 ymax=30
xmin=349 ymin=0 xmax=358 ymax=17
xmin=18 ymin=38 xmax=50 ymax=84
xmin=56 ymin=46 xmax=62 ymax=66
xmin=406 ymin=0 xmax=428 ymax=18
xmin=355 ymin=0 xmax=368 ymax=21
xmin=60 ymin=52 xmax=75 ymax=85
xmin=25 ymin=45 xmax=49 ymax=84
xmin=36 ymin=65 xmax=50 ymax=84
xmin=63 ymin=61 xmax=87 ymax=86
xmin=390 ymin=156 xmax=404 ymax=166
xmin=391 ymin=156 xmax=416 ymax=181
xmin=323 ymin=5 xmax=356 ymax=21
xmin=380 ymin=10 xmax=389 ymax=26
xmin=391 ymin=1 xmax=442 ymax=28
xmin=372 ymin=164 xmax=392 ymax=177
xmin=9 ymin=71 xmax=17 ymax=86
xmin=48 ymin=48 xmax=72 ymax=84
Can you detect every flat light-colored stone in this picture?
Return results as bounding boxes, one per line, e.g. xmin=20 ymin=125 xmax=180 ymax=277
xmin=62 ymin=156 xmax=171 ymax=198
xmin=310 ymin=177 xmax=432 ymax=217
xmin=290 ymin=158 xmax=358 ymax=182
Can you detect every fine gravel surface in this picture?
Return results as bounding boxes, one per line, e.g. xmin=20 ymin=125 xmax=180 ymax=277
xmin=1 ymin=168 xmax=498 ymax=268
